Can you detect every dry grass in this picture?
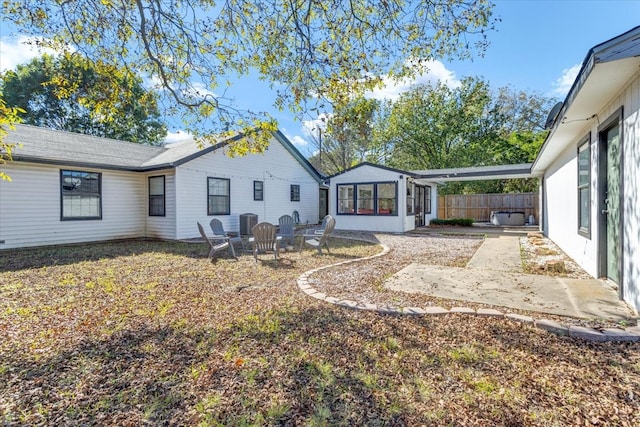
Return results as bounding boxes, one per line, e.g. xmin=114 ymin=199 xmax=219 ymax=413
xmin=1 ymin=236 xmax=639 ymax=426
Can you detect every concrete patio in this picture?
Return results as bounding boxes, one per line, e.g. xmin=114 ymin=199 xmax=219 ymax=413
xmin=384 ymin=234 xmax=636 ymax=322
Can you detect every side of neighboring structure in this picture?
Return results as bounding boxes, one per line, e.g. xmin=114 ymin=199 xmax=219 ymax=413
xmin=532 ymin=26 xmax=640 ymax=313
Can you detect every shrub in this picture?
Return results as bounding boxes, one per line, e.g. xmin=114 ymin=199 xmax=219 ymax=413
xmin=429 ymin=218 xmax=474 ymax=227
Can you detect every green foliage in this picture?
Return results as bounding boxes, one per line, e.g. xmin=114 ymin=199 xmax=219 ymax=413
xmin=430 ymin=218 xmax=474 ymax=227
xmin=308 ymin=97 xmax=381 ymax=174
xmin=1 ymin=54 xmax=167 ymax=144
xmin=2 ymin=0 xmax=496 ymax=151
xmin=381 ymin=77 xmax=504 ymax=171
xmin=375 ymin=79 xmax=555 ymax=194
xmin=0 ymin=99 xmax=24 ymax=181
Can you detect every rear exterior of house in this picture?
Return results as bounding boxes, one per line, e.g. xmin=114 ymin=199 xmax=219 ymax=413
xmin=532 ymin=26 xmax=640 ymax=313
xmin=171 ymin=136 xmax=321 ymax=240
xmin=0 ymin=162 xmax=149 ymax=248
xmin=0 ymin=125 xmax=321 ymax=249
xmin=328 ymin=163 xmax=438 ymax=233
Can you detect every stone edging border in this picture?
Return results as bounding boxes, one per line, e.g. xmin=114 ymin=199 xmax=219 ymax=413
xmin=296 ymin=239 xmax=640 ymax=343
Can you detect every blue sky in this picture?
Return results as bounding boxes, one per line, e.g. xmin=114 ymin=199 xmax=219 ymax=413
xmin=1 ymin=0 xmax=639 ymax=157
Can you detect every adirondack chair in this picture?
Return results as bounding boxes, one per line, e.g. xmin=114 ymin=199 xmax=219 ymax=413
xmin=277 ymin=214 xmax=295 ymax=247
xmin=197 ymin=222 xmax=232 ymax=260
xmin=302 ymin=215 xmax=330 ymax=237
xmin=299 ymin=215 xmax=335 ymax=254
xmin=250 ymin=222 xmax=280 ymax=262
xmin=210 ymin=218 xmax=242 ymax=255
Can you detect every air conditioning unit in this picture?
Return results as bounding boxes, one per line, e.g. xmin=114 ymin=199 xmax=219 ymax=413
xmin=239 ymin=213 xmax=258 ymax=235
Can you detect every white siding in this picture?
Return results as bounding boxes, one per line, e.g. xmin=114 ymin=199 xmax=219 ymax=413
xmin=174 ymin=136 xmax=319 ymax=239
xmin=0 ymin=162 xmax=145 ymax=249
xmin=621 ymin=75 xmax=640 ymax=312
xmin=329 ymin=165 xmax=416 ymax=233
xmin=543 ymin=71 xmax=640 ymax=312
xmin=145 ymin=170 xmax=177 ymax=240
xmin=543 ymin=137 xmax=598 ymax=277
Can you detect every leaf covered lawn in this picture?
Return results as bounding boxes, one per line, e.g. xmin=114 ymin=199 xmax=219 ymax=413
xmin=1 ymin=237 xmax=639 ymax=426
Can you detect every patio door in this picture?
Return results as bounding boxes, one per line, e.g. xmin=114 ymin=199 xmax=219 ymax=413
xmin=598 ymin=113 xmax=622 ymax=291
xmin=415 ymin=186 xmax=426 ymax=227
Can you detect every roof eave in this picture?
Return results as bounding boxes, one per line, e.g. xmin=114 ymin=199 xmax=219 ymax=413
xmin=532 ymin=25 xmax=640 ymax=175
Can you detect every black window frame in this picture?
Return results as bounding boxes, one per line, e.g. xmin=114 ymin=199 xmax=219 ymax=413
xmin=253 ymin=180 xmax=264 ymax=201
xmin=425 ymin=186 xmax=432 ymax=214
xmin=290 ymin=184 xmax=300 ymax=202
xmin=60 ymin=169 xmax=102 ymax=221
xmin=336 ymin=181 xmax=398 ymax=216
xmin=577 ymin=135 xmax=591 ymax=238
xmin=148 ymin=175 xmax=166 ymax=217
xmin=207 ymin=177 xmax=230 ymax=215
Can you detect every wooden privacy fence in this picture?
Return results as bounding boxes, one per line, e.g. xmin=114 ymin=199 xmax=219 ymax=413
xmin=437 ymin=192 xmax=539 ymax=222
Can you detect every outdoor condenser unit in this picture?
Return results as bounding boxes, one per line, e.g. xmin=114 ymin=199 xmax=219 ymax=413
xmin=239 ymin=213 xmax=258 ymax=235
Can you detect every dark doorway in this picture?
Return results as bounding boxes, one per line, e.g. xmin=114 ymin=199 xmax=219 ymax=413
xmin=319 ymin=188 xmax=329 ymax=222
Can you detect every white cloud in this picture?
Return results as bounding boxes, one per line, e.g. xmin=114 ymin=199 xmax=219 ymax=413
xmin=281 ymin=128 xmax=308 ymax=148
xmin=301 ymin=114 xmax=329 ymax=138
xmin=366 ymin=60 xmax=460 ymax=101
xmin=551 ymin=63 xmax=581 ymax=97
xmin=164 ymin=129 xmax=192 ymax=144
xmin=0 ymin=35 xmax=62 ymax=72
xmin=289 ymin=135 xmax=308 ymax=147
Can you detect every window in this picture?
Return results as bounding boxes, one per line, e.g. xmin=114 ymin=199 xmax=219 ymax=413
xmin=406 ymin=181 xmax=415 ymax=215
xmin=578 ymin=137 xmax=591 ymax=237
xmin=425 ymin=186 xmax=432 ymax=214
xmin=290 ymin=184 xmax=300 ymax=202
xmin=254 ymin=181 xmax=264 ymax=201
xmin=337 ymin=182 xmax=397 ymax=215
xmin=338 ymin=184 xmax=355 ymax=214
xmin=357 ymin=184 xmax=374 ymax=214
xmin=60 ymin=170 xmax=101 ymax=220
xmin=377 ymin=183 xmax=396 ymax=215
xmin=208 ymin=177 xmax=230 ymax=215
xmin=148 ymin=175 xmax=165 ymax=216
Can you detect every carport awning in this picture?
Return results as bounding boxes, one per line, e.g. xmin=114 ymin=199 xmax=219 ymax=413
xmin=411 ymin=163 xmax=534 ymax=182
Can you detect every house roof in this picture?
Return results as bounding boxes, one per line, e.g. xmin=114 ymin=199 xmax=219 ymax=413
xmin=5 ymin=124 xmax=322 ymax=181
xmin=326 ymin=161 xmax=534 ymax=183
xmin=325 ymin=162 xmax=418 ymax=179
xmin=5 ymin=124 xmax=165 ymax=169
xmin=532 ymin=25 xmax=640 ymax=174
xmin=411 ymin=163 xmax=533 ymax=182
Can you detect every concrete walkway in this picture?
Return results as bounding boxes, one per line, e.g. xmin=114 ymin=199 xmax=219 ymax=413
xmin=385 ymin=235 xmax=635 ymax=322
xmin=466 ymin=235 xmax=523 ymax=272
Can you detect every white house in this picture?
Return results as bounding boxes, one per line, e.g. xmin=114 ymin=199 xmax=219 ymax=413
xmin=532 ymin=26 xmax=640 ymax=313
xmin=0 ymin=124 xmax=322 ymax=249
xmin=327 ymin=162 xmax=438 ymax=233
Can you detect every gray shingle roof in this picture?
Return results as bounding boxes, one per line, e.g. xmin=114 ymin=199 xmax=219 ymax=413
xmin=6 ymin=124 xmax=165 ymax=170
xmin=4 ymin=125 xmax=321 ymax=182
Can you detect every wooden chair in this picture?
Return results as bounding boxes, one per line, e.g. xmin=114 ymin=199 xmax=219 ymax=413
xmin=197 ymin=222 xmax=232 ymax=260
xmin=250 ymin=222 xmax=280 ymax=262
xmin=300 ymin=215 xmax=335 ymax=254
xmin=210 ymin=218 xmax=242 ymax=255
xmin=301 ymin=215 xmax=330 ymax=239
xmin=277 ymin=215 xmax=295 ymax=247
